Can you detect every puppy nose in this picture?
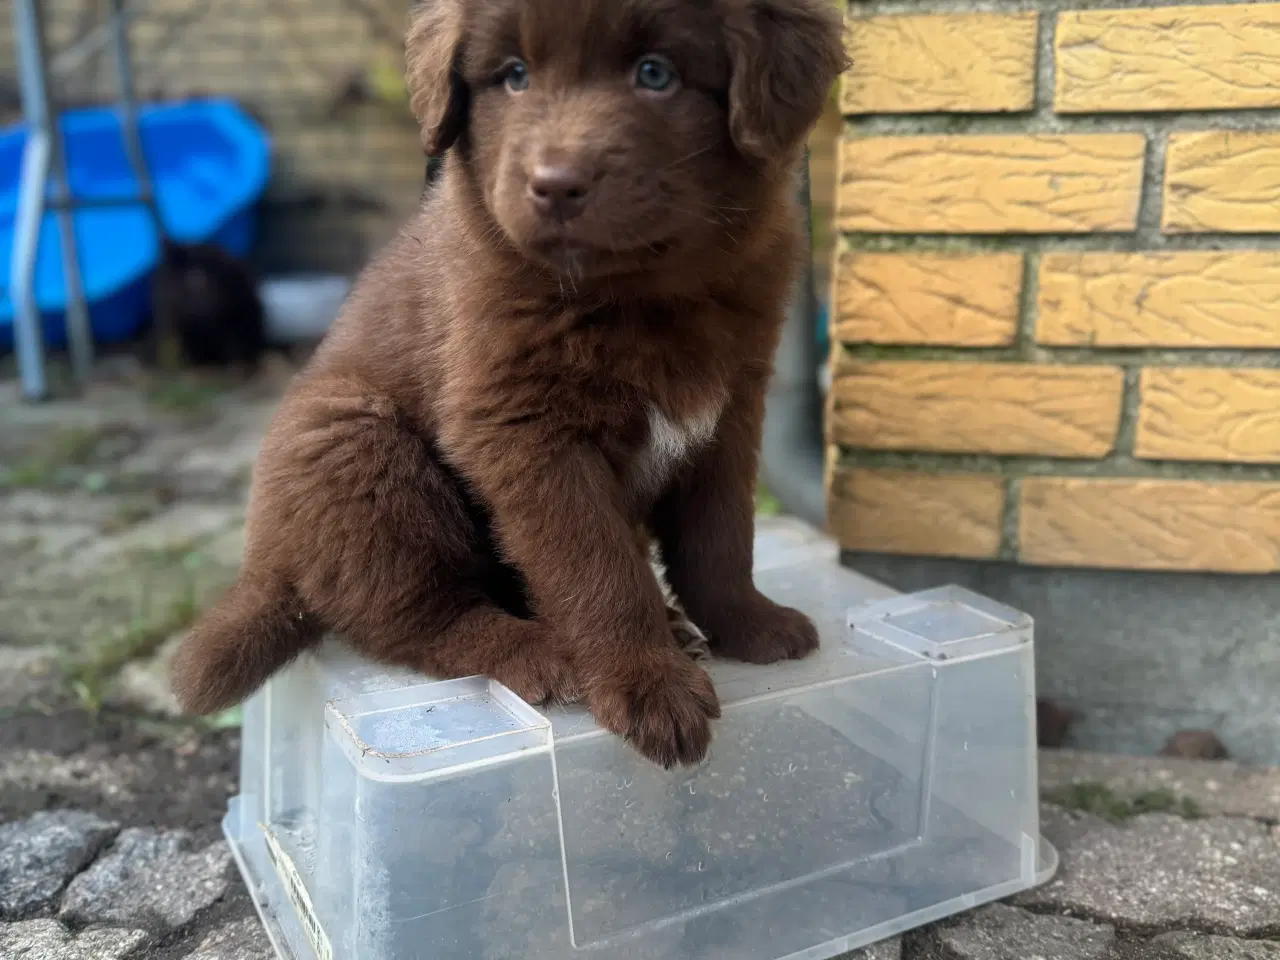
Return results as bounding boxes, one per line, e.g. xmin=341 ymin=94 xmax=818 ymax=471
xmin=528 ymin=164 xmax=589 ymax=221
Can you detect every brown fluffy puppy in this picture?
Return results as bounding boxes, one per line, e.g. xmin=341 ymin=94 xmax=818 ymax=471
xmin=170 ymin=0 xmax=847 ymax=768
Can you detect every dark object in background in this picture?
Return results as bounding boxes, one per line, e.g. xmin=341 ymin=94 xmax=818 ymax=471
xmin=103 ymin=11 xmax=266 ymax=374
xmin=1036 ymin=698 xmax=1077 ymax=748
xmin=1161 ymin=729 xmax=1229 ymax=760
xmin=151 ymin=238 xmax=266 ymax=369
xmin=0 ymin=75 xmax=20 ymax=125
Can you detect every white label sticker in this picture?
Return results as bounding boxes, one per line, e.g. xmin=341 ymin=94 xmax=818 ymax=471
xmin=261 ymin=825 xmax=334 ymax=960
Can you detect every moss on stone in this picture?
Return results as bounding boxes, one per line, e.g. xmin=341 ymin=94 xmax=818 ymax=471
xmin=1046 ymin=782 xmax=1204 ymax=823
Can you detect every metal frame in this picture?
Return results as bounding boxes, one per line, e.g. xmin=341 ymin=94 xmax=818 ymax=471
xmin=9 ymin=0 xmax=99 ymax=400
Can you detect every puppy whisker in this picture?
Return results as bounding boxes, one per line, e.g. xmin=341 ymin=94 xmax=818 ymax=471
xmin=657 ymin=145 xmax=714 ymax=171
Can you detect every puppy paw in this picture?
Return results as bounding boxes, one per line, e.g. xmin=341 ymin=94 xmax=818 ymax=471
xmin=491 ymin=634 xmax=582 ymax=706
xmin=710 ymin=594 xmax=818 ymax=664
xmin=588 ymin=651 xmax=721 ymax=768
xmin=666 ymin=603 xmax=712 ymax=663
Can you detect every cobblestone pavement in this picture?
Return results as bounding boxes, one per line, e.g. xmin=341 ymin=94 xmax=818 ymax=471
xmin=2 ymin=371 xmax=1278 ymax=958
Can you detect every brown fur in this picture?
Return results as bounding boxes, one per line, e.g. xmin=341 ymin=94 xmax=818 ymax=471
xmin=170 ymin=0 xmax=847 ymax=768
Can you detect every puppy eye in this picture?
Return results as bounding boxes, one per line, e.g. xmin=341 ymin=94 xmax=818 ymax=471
xmin=634 ymin=55 xmax=678 ymax=94
xmin=500 ymin=58 xmax=530 ymax=92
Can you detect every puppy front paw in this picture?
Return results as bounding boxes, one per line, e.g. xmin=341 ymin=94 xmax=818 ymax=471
xmin=588 ymin=650 xmax=721 ymax=768
xmin=710 ymin=594 xmax=818 ymax=664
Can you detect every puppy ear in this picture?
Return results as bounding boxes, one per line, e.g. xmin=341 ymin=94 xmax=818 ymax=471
xmin=724 ymin=0 xmax=850 ymax=163
xmin=405 ymin=0 xmax=468 ymax=156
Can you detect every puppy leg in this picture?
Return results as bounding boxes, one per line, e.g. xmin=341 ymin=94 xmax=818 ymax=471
xmin=238 ymin=388 xmax=580 ymax=705
xmin=653 ymin=381 xmax=818 ymax=664
xmin=354 ymin=591 xmax=580 ymax=706
xmin=444 ymin=430 xmax=720 ymax=768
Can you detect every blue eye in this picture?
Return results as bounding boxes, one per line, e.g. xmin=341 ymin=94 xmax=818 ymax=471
xmin=634 ymin=56 xmax=677 ymax=93
xmin=502 ymin=58 xmax=529 ymax=92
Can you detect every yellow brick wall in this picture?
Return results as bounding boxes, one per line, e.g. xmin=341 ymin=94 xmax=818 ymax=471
xmin=829 ymin=0 xmax=1280 ymax=574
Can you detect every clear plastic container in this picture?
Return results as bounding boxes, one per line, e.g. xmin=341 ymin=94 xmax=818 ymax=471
xmin=225 ymin=528 xmax=1057 ymax=960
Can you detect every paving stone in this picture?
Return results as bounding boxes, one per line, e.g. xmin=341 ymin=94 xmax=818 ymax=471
xmin=0 ymin=748 xmax=147 ymax=806
xmin=69 ymin=502 xmax=244 ymax=572
xmin=202 ymin=523 xmax=247 ymax=570
xmin=0 ymin=494 xmax=146 ymax=572
xmin=117 ymin=395 xmax=273 ymax=499
xmin=0 ymin=524 xmax=240 ymax=657
xmin=1039 ymin=750 xmax=1280 ymax=825
xmin=170 ymin=423 xmax=264 ymax=499
xmin=1162 ymin=731 xmax=1230 ymax=761
xmin=841 ymin=937 xmax=901 ymax=959
xmin=0 ymin=383 xmax=140 ymax=449
xmin=0 ymin=810 xmax=119 ymax=919
xmin=0 ymin=735 xmax=239 ymax=833
xmin=1019 ymin=806 xmax=1280 ymax=935
xmin=186 ymin=916 xmax=276 ymax=960
xmin=1121 ymin=931 xmax=1280 ymax=959
xmin=59 ymin=828 xmax=232 ymax=932
xmin=0 ymin=646 xmax=59 ymax=709
xmin=0 ymin=521 xmax=101 ymax=561
xmin=913 ymin=903 xmax=1114 ymax=960
xmin=0 ymin=375 xmax=262 ymax=658
xmin=0 ymin=918 xmax=148 ymax=960
xmin=23 ymin=513 xmax=213 ymax=584
xmin=107 ymin=633 xmax=185 ymax=716
xmin=0 ymin=491 xmax=147 ymax=529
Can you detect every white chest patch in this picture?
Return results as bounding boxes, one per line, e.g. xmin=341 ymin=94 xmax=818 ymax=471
xmin=627 ymin=401 xmax=724 ymax=499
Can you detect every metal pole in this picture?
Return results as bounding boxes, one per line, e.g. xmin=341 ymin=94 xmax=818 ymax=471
xmin=108 ymin=0 xmax=160 ymax=225
xmin=51 ymin=147 xmax=95 ymax=388
xmin=107 ymin=0 xmax=182 ymax=370
xmin=9 ymin=0 xmax=50 ymax=400
xmin=10 ymin=0 xmax=95 ymax=397
xmin=41 ymin=4 xmax=94 ymax=386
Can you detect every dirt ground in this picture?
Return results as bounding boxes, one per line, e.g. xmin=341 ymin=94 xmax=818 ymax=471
xmin=0 ymin=356 xmax=297 ymax=956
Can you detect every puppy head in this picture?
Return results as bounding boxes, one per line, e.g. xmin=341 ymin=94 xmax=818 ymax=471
xmin=406 ymin=0 xmax=846 ymax=279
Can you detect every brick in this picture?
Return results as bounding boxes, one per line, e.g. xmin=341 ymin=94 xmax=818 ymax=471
xmin=1164 ymin=132 xmax=1280 ymax=234
xmin=838 ymin=135 xmax=1145 ymax=234
xmin=1020 ymin=478 xmax=1280 ymax=573
xmin=829 ymin=360 xmax=1124 ymax=458
xmin=833 ymin=252 xmax=1022 ymax=346
xmin=1038 ymin=252 xmax=1280 ymax=348
xmin=1137 ymin=368 xmax=1280 ymax=464
xmin=1056 ymin=5 xmax=1280 ymax=113
xmin=842 ymin=13 xmax=1038 ymax=115
xmin=829 ymin=468 xmax=1005 ymax=558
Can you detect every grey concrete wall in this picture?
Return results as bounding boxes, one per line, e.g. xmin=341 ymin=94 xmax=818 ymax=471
xmin=847 ymin=552 xmax=1280 ymax=766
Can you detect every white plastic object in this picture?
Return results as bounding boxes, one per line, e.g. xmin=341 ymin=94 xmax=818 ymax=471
xmin=259 ymin=275 xmax=350 ymax=344
xmin=225 ymin=530 xmax=1057 ymax=960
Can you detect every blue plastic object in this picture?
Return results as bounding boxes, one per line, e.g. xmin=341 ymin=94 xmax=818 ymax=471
xmin=0 ymin=98 xmax=271 ymax=349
